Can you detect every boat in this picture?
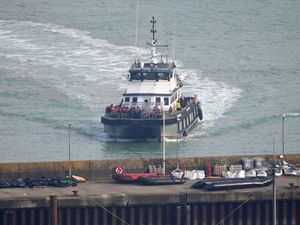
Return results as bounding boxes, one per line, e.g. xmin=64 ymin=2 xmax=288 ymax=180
xmin=112 ymin=173 xmax=158 ymax=183
xmin=48 ymin=177 xmax=77 ymax=187
xmin=101 ymin=17 xmax=203 ymax=140
xmin=138 ymin=175 xmax=185 ymax=185
xmin=191 ymin=176 xmax=273 ymax=191
xmin=71 ymin=175 xmax=86 ymax=183
xmin=112 ymin=166 xmax=157 ymax=183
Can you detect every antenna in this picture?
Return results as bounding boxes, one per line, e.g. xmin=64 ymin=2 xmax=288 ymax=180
xmin=147 ymin=17 xmax=168 ymax=63
xmin=147 ymin=17 xmax=168 ymax=48
xmin=172 ymin=23 xmax=176 ymax=60
xmin=134 ymin=0 xmax=139 ymax=57
xmin=150 ymin=16 xmax=157 ymax=43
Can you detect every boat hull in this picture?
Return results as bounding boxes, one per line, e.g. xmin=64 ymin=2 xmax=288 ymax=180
xmin=138 ymin=175 xmax=185 ymax=185
xmin=191 ymin=177 xmax=273 ymax=191
xmin=112 ymin=173 xmax=157 ymax=183
xmin=101 ymin=101 xmax=202 ymax=140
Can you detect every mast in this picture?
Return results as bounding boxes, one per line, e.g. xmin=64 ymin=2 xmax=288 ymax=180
xmin=150 ymin=16 xmax=156 ymax=44
xmin=148 ymin=16 xmax=168 ymax=64
xmin=134 ymin=0 xmax=139 ymax=58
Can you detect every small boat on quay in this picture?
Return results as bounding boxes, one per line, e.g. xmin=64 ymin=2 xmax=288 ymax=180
xmin=138 ymin=175 xmax=185 ymax=185
xmin=112 ymin=166 xmax=157 ymax=183
xmin=112 ymin=173 xmax=157 ymax=183
xmin=191 ymin=176 xmax=273 ymax=191
xmin=101 ymin=17 xmax=203 ymax=140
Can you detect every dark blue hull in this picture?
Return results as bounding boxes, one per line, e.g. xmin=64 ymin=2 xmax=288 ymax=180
xmin=192 ymin=177 xmax=273 ymax=191
xmin=101 ymin=100 xmax=202 ymax=140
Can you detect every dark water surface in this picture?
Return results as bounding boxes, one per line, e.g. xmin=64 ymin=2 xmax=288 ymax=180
xmin=0 ymin=0 xmax=299 ymax=162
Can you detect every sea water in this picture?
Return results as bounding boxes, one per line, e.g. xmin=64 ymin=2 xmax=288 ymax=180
xmin=0 ymin=0 xmax=299 ymax=162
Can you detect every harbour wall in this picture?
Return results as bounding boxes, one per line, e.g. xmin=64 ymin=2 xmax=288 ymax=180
xmin=1 ymin=153 xmax=300 ymax=180
xmin=1 ymin=154 xmax=300 ymax=225
xmin=1 ymin=198 xmax=300 ymax=225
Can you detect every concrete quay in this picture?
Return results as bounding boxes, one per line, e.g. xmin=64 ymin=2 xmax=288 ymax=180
xmin=1 ymin=154 xmax=300 ymax=225
xmin=0 ymin=176 xmax=300 ymax=208
xmin=0 ymin=175 xmax=300 ymax=224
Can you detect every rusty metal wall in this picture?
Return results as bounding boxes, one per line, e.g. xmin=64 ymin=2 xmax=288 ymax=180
xmin=1 ymin=200 xmax=300 ymax=225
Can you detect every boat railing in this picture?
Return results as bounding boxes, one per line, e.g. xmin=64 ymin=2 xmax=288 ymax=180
xmin=104 ymin=97 xmax=199 ymax=120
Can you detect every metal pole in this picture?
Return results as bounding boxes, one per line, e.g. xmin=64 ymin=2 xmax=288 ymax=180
xmin=68 ymin=123 xmax=71 ymax=178
xmin=273 ymin=138 xmax=275 ymax=160
xmin=162 ymin=107 xmax=166 ymax=175
xmin=134 ymin=0 xmax=139 ymax=50
xmin=176 ymin=123 xmax=179 ymax=170
xmin=282 ymin=114 xmax=285 ymax=158
xmin=273 ymin=166 xmax=276 ymax=225
xmin=50 ymin=195 xmax=58 ymax=225
xmin=298 ymin=173 xmax=300 ymax=191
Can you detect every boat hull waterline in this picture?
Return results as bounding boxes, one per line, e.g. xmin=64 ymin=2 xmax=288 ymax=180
xmin=102 ymin=100 xmax=202 ymax=140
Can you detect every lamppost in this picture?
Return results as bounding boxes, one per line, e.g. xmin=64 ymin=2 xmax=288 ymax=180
xmin=176 ymin=118 xmax=180 ymax=170
xmin=272 ymin=163 xmax=277 ymax=225
xmin=281 ymin=113 xmax=300 ymax=162
xmin=282 ymin=114 xmax=285 ymax=159
xmin=162 ymin=105 xmax=166 ymax=175
xmin=68 ymin=123 xmax=72 ymax=178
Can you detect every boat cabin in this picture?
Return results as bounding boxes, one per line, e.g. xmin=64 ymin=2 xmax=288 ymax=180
xmin=129 ymin=62 xmax=175 ymax=81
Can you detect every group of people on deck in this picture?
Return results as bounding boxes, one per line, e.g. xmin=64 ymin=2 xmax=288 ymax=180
xmin=105 ymin=95 xmax=199 ymax=119
xmin=105 ymin=104 xmax=161 ymax=119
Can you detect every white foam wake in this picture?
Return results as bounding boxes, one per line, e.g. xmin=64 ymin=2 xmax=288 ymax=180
xmin=0 ymin=20 xmax=241 ymax=134
xmin=179 ymin=69 xmax=242 ymax=136
xmin=0 ymin=20 xmax=148 ymax=110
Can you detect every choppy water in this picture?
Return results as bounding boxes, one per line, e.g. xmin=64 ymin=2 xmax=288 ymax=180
xmin=0 ymin=0 xmax=299 ymax=162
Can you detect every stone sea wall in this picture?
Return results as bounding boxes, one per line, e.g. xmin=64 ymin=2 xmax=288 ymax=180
xmin=0 ymin=153 xmax=299 ymax=180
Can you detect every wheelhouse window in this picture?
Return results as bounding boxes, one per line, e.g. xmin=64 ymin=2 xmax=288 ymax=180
xmin=125 ymin=97 xmax=130 ymax=102
xmin=164 ymin=97 xmax=169 ymax=106
xmin=132 ymin=97 xmax=137 ymax=103
xmin=143 ymin=72 xmax=156 ymax=80
xmin=130 ymin=72 xmax=142 ymax=80
xmin=163 ymin=73 xmax=170 ymax=80
xmin=130 ymin=71 xmax=172 ymax=81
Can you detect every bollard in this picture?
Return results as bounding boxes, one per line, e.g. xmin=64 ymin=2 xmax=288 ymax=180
xmin=50 ymin=195 xmax=58 ymax=225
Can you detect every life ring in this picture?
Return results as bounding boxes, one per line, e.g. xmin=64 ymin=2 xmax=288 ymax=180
xmin=113 ymin=166 xmax=123 ymax=175
xmin=143 ymin=111 xmax=149 ymax=118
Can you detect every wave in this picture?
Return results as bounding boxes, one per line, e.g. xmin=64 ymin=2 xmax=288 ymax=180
xmin=0 ymin=20 xmax=241 ymax=139
xmin=0 ymin=109 xmax=102 ymax=142
xmin=207 ymin=114 xmax=281 ymax=138
xmin=178 ymin=69 xmax=242 ymax=139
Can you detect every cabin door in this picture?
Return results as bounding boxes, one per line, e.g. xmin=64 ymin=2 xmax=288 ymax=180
xmin=144 ymin=98 xmax=151 ymax=111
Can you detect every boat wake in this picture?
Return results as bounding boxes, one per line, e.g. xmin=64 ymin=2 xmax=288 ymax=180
xmin=0 ymin=20 xmax=147 ymax=114
xmin=179 ymin=69 xmax=242 ymax=138
xmin=0 ymin=20 xmax=241 ymax=140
